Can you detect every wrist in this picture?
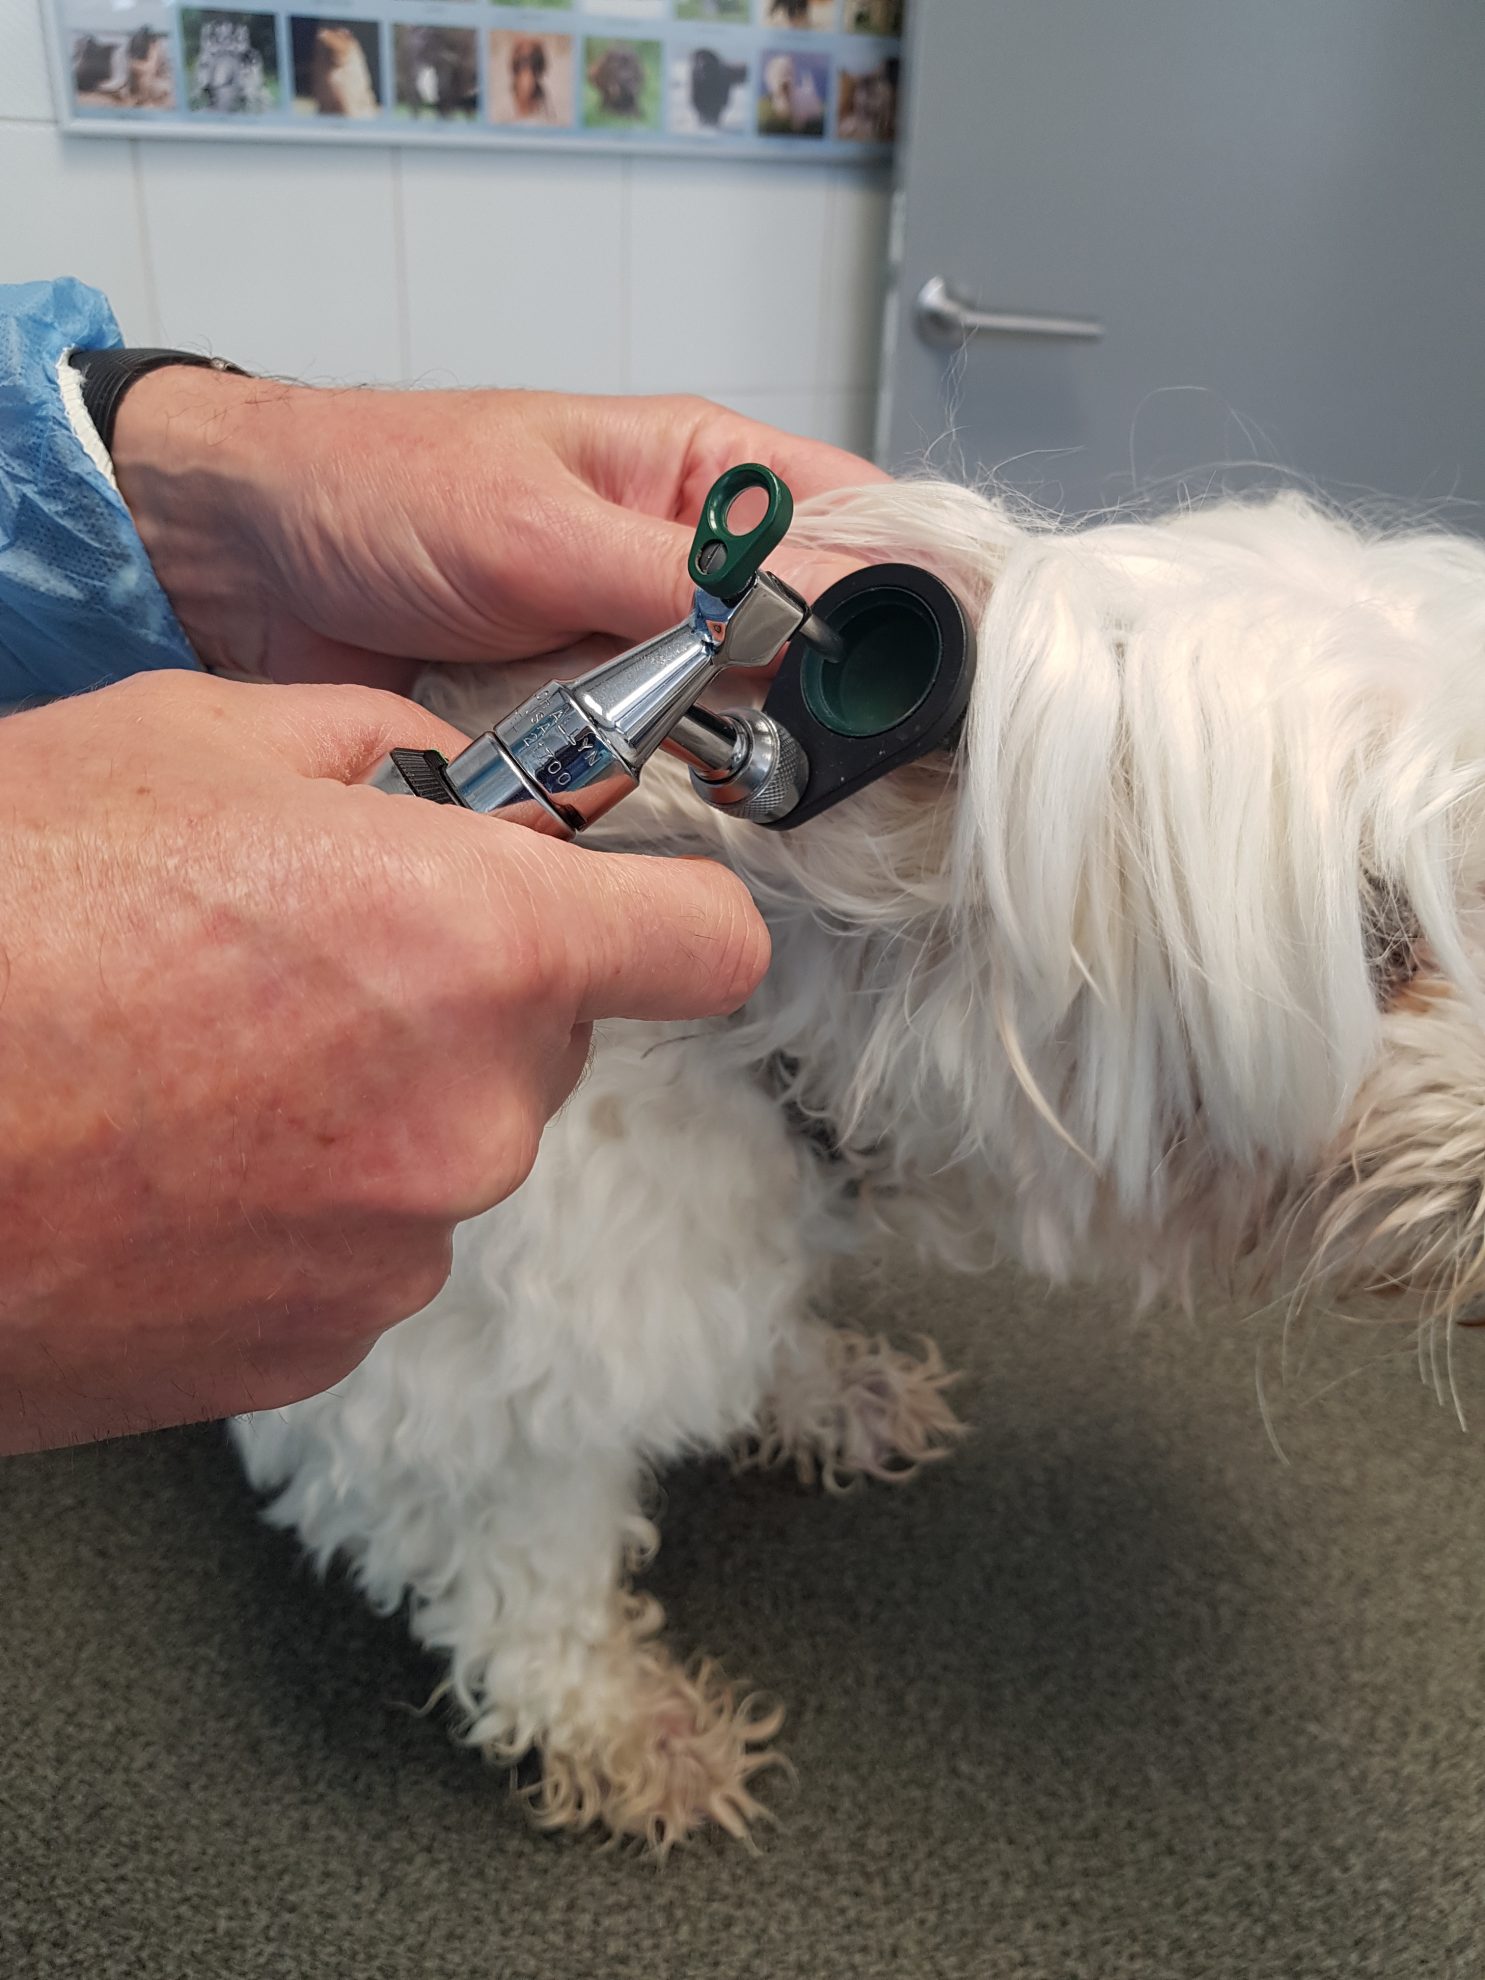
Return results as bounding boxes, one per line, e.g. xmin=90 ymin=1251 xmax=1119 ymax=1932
xmin=110 ymin=366 xmax=303 ymax=675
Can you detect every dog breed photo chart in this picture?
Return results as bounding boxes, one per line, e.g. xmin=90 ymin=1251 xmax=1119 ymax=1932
xmin=229 ymin=478 xmax=1485 ymax=1847
xmin=53 ymin=0 xmax=902 ymax=155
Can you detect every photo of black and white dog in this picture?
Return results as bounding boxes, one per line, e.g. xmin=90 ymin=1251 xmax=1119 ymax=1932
xmin=182 ymin=10 xmax=279 ymax=115
xmin=669 ymin=44 xmax=750 ymax=136
xmin=393 ymin=25 xmax=479 ymax=121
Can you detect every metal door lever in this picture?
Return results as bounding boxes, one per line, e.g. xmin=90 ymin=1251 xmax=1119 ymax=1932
xmin=914 ymin=275 xmax=1104 ymax=349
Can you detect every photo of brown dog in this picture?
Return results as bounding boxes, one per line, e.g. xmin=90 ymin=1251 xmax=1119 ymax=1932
xmin=767 ymin=1 xmax=837 ymax=31
xmin=584 ymin=37 xmax=662 ymax=131
xmin=846 ymin=0 xmax=903 ymax=34
xmin=837 ymin=52 xmax=897 ymax=141
xmin=488 ymin=31 xmax=575 ymax=127
xmin=291 ymin=18 xmax=381 ymax=118
xmin=71 ymin=26 xmax=176 ymax=110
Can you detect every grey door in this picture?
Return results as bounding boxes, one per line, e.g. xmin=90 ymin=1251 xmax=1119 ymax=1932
xmin=882 ymin=1 xmax=1485 ymax=522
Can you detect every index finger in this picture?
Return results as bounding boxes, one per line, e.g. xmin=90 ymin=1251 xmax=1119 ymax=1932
xmin=716 ymin=422 xmax=892 ymax=505
xmin=587 ymin=510 xmax=883 ymax=657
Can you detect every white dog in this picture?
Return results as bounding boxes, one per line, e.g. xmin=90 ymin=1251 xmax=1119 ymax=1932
xmin=233 ymin=479 xmax=1485 ymax=1850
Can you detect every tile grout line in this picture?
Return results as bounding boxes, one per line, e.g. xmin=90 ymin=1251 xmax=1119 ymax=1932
xmin=816 ymin=166 xmax=840 ymax=437
xmin=29 ymin=0 xmax=56 ymax=121
xmin=128 ymin=138 xmax=164 ymax=345
xmin=618 ymin=156 xmax=632 ymax=394
xmin=389 ymin=147 xmax=412 ymax=382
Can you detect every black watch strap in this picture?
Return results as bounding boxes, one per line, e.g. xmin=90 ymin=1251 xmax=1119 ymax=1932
xmin=67 ymin=347 xmax=249 ymax=454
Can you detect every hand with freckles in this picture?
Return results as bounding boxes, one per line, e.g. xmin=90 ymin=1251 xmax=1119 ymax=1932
xmin=112 ymin=373 xmax=887 ymax=692
xmin=0 ymin=673 xmax=768 ymax=1453
xmin=0 ymin=373 xmax=885 ymax=1452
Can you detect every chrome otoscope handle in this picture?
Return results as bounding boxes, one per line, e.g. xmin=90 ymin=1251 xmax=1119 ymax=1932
xmin=363 ymin=569 xmax=820 ymax=838
xmin=365 ymin=462 xmax=981 ymax=840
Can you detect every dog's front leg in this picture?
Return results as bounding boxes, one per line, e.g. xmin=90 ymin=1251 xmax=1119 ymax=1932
xmin=405 ymin=1443 xmax=783 ymax=1852
xmin=234 ymin=1022 xmax=823 ymax=1848
xmin=741 ymin=1316 xmax=965 ymax=1492
xmin=236 ymin=1397 xmax=782 ymax=1851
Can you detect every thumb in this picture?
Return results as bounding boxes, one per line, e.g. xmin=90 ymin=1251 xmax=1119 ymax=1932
xmin=511 ymin=837 xmax=771 ymax=1023
xmin=237 ymin=677 xmax=771 ymax=1018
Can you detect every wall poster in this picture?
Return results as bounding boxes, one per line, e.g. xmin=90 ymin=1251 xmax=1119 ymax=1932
xmin=52 ymin=1 xmax=904 ymax=162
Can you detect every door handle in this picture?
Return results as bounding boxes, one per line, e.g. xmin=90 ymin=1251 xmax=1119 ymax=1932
xmin=913 ymin=276 xmax=1104 ymax=350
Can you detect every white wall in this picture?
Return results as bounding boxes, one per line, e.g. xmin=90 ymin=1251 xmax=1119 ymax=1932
xmin=0 ymin=0 xmax=890 ymax=454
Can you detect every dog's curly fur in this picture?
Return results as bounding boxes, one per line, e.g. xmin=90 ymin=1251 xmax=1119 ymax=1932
xmin=234 ymin=479 xmax=1485 ymax=1848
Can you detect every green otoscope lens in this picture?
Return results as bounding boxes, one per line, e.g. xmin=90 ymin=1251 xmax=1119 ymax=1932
xmin=761 ymin=562 xmax=976 ymax=831
xmin=799 ymin=588 xmax=943 ymax=739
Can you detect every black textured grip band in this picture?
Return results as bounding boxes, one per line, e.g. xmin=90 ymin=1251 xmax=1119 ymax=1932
xmin=388 ymin=748 xmax=465 ymax=805
xmin=67 ymin=348 xmax=248 ymax=454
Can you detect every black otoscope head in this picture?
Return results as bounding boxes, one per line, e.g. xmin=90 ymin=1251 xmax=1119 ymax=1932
xmin=760 ymin=563 xmax=976 ymax=829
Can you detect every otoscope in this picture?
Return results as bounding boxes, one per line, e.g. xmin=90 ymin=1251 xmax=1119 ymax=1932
xmin=364 ymin=464 xmax=975 ymax=834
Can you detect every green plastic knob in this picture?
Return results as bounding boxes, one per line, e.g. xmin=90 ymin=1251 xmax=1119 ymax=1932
xmin=687 ymin=464 xmax=794 ymax=603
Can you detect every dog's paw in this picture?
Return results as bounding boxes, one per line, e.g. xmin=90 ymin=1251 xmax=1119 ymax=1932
xmin=740 ymin=1326 xmax=966 ymax=1493
xmin=520 ymin=1635 xmax=786 ymax=1856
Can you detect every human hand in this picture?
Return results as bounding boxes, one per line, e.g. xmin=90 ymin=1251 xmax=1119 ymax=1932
xmin=112 ymin=375 xmax=889 ymax=691
xmin=0 ymin=671 xmax=767 ymax=1454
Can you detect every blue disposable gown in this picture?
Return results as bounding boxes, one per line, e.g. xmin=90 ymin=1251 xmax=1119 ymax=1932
xmin=0 ymin=277 xmax=200 ymax=706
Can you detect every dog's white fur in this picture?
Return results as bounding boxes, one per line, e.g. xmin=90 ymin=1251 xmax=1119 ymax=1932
xmin=233 ymin=480 xmax=1485 ymax=1848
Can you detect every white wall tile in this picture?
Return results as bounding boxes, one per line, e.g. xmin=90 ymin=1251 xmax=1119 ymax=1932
xmin=5 ymin=93 xmax=888 ymax=425
xmin=400 ymin=150 xmax=625 ymax=393
xmin=0 ymin=0 xmax=54 ymax=123
xmin=821 ymin=170 xmax=891 ymax=395
xmin=719 ymin=389 xmax=822 ymax=437
xmin=812 ymin=387 xmax=877 ymax=458
xmin=628 ymin=157 xmax=831 ymax=397
xmin=723 ymin=385 xmax=879 ymax=462
xmin=138 ymin=142 xmax=401 ymax=381
xmin=0 ymin=124 xmax=155 ymax=336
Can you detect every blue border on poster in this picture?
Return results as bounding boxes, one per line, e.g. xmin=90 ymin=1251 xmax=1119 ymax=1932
xmin=51 ymin=1 xmax=903 ymax=164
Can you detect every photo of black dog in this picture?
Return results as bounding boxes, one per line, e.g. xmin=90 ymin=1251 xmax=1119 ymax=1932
xmin=590 ymin=43 xmax=644 ymax=117
xmin=394 ymin=25 xmax=478 ymax=120
xmin=584 ymin=37 xmax=662 ymax=130
xmin=668 ymin=43 xmax=749 ymax=136
xmin=691 ymin=49 xmax=748 ymax=127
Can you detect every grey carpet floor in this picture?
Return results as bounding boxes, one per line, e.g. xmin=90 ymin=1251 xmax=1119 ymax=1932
xmin=6 ymin=1257 xmax=1485 ymax=1979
